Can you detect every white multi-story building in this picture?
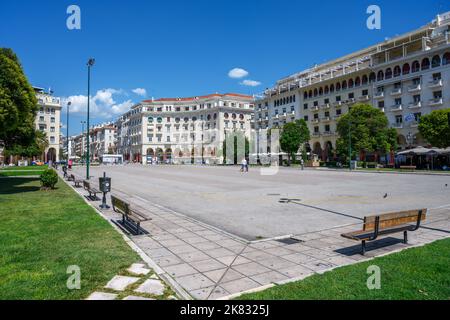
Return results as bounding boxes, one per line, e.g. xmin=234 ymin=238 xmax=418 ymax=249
xmin=34 ymin=87 xmax=62 ymax=162
xmin=254 ymin=12 xmax=450 ymax=161
xmin=70 ymin=134 xmax=86 ymax=159
xmin=116 ymin=93 xmax=254 ymax=164
xmin=88 ymin=123 xmax=116 ymax=160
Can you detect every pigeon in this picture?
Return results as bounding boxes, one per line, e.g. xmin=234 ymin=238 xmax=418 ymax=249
xmin=383 ymin=193 xmax=388 ymax=198
xmin=445 ymin=184 xmax=448 ymax=187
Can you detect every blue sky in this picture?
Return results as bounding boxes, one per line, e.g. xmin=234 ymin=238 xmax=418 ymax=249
xmin=1 ymin=0 xmax=449 ymax=135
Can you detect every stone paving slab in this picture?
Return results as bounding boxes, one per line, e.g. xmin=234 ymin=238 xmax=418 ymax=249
xmin=64 ymin=170 xmax=450 ymax=300
xmin=86 ymin=292 xmax=118 ymax=300
xmin=105 ymin=275 xmax=141 ymax=291
xmin=135 ymin=279 xmax=165 ymax=296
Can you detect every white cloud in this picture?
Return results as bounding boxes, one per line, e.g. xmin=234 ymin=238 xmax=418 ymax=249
xmin=228 ymin=68 xmax=249 ymax=79
xmin=132 ymin=88 xmax=147 ymax=97
xmin=63 ymin=88 xmax=134 ymax=119
xmin=240 ymin=79 xmax=261 ymax=87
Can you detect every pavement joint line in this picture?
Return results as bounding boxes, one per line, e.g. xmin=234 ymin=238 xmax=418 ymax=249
xmin=58 ymin=171 xmax=193 ymax=300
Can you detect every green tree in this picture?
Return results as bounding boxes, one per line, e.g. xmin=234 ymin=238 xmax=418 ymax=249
xmin=336 ymin=104 xmax=397 ymax=162
xmin=279 ymin=119 xmax=310 ymax=165
xmin=222 ymin=131 xmax=250 ymax=164
xmin=418 ymin=108 xmax=450 ymax=148
xmin=0 ymin=48 xmax=38 ymax=151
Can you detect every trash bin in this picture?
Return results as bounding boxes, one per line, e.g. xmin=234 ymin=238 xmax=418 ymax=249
xmin=99 ymin=175 xmax=111 ymax=193
xmin=350 ymin=160 xmax=358 ymax=170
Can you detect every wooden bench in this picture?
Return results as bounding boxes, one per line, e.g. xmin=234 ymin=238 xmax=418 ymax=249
xmin=70 ymin=174 xmax=83 ymax=188
xmin=83 ymin=180 xmax=101 ymax=200
xmin=341 ymin=209 xmax=427 ymax=255
xmin=399 ymin=165 xmax=416 ymax=171
xmin=111 ymin=195 xmax=151 ymax=235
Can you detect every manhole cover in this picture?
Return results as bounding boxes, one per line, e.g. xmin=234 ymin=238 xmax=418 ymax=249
xmin=276 ymin=238 xmax=304 ymax=245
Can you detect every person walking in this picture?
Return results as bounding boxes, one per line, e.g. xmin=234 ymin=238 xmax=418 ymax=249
xmin=241 ymin=158 xmax=248 ymax=172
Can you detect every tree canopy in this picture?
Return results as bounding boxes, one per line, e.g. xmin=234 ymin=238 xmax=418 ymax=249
xmin=0 ymin=48 xmax=38 ymax=150
xmin=222 ymin=131 xmax=250 ymax=164
xmin=279 ymin=119 xmax=310 ymax=164
xmin=418 ymin=108 xmax=450 ymax=148
xmin=336 ymin=104 xmax=397 ymax=160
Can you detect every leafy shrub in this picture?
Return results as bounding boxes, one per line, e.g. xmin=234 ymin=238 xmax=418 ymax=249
xmin=40 ymin=169 xmax=58 ymax=189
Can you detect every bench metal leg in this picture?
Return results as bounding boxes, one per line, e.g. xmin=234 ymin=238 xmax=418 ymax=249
xmin=136 ymin=222 xmax=140 ymax=235
xmin=361 ymin=240 xmax=366 ymax=255
xmin=403 ymin=231 xmax=408 ymax=244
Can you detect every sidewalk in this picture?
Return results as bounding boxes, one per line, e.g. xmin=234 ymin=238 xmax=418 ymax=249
xmin=63 ymin=171 xmax=450 ymax=300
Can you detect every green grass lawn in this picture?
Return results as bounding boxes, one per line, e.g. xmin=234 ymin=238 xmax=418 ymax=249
xmin=0 ymin=165 xmax=48 ymax=171
xmin=0 ymin=177 xmax=139 ymax=299
xmin=239 ymin=238 xmax=450 ymax=300
xmin=0 ymin=166 xmax=47 ymax=177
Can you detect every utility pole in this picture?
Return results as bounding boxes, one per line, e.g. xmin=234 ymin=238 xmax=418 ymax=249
xmin=86 ymin=58 xmax=95 ymax=180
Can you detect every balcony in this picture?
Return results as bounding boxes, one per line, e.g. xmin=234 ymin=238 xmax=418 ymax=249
xmin=428 ymin=79 xmax=443 ymax=88
xmin=374 ymin=91 xmax=384 ymax=99
xmin=322 ymin=131 xmax=334 ymax=137
xmin=334 ymin=115 xmax=342 ymax=120
xmin=347 ymin=98 xmax=356 ymax=105
xmin=390 ymin=104 xmax=403 ymax=112
xmin=429 ymin=98 xmax=443 ymax=106
xmin=279 ymin=113 xmax=287 ymax=119
xmin=391 ymin=123 xmax=403 ymax=129
xmin=408 ymin=101 xmax=422 ymax=109
xmin=321 ymin=103 xmax=331 ymax=110
xmin=312 ymin=132 xmax=321 ymax=137
xmin=409 ymin=121 xmax=419 ymax=128
xmin=321 ymin=116 xmax=332 ymax=122
xmin=310 ymin=106 xmax=320 ymax=112
xmin=390 ymin=88 xmax=402 ymax=96
xmin=333 ymin=101 xmax=342 ymax=107
xmin=358 ymin=95 xmax=370 ymax=102
xmin=311 ymin=118 xmax=320 ymax=124
xmin=408 ymin=84 xmax=421 ymax=93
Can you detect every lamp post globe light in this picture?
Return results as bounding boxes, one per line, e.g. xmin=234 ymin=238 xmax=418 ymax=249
xmin=66 ymin=101 xmax=71 ymax=161
xmin=86 ymin=58 xmax=95 ymax=180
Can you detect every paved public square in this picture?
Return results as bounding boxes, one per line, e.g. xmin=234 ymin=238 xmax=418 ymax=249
xmin=66 ymin=165 xmax=450 ymax=299
xmin=73 ymin=165 xmax=450 ymax=240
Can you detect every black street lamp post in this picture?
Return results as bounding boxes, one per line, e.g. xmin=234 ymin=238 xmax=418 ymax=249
xmin=86 ymin=58 xmax=95 ymax=180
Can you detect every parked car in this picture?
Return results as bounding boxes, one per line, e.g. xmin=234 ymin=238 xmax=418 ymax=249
xmin=32 ymin=160 xmax=45 ymax=166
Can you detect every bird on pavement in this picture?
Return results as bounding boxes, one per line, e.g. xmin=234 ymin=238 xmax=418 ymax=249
xmin=383 ymin=193 xmax=388 ymax=198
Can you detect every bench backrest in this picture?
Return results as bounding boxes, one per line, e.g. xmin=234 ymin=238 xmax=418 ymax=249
xmin=70 ymin=174 xmax=75 ymax=179
xmin=83 ymin=180 xmax=90 ymax=189
xmin=111 ymin=195 xmax=130 ymax=215
xmin=364 ymin=209 xmax=427 ymax=231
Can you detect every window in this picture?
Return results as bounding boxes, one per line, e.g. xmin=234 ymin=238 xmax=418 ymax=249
xmin=313 ymin=101 xmax=318 ymax=107
xmin=414 ymin=113 xmax=422 ymax=122
xmin=395 ymin=115 xmax=402 ymax=124
xmin=336 ymin=109 xmax=342 ymax=115
xmin=432 ymin=73 xmax=442 ymax=81
xmin=413 ymin=95 xmax=421 ymax=103
xmin=395 ymin=98 xmax=402 ymax=106
xmin=412 ymin=77 xmax=421 ymax=85
xmin=303 ymin=103 xmax=308 ymax=110
xmin=443 ymin=52 xmax=450 ymax=65
xmin=348 ymin=93 xmax=354 ymax=99
xmin=50 ymin=127 xmax=55 ymax=132
xmin=336 ymin=96 xmax=341 ymax=102
xmin=324 ymin=125 xmax=330 ymax=132
xmin=431 ymin=55 xmax=441 ymax=68
xmin=433 ymin=91 xmax=442 ymax=99
xmin=378 ymin=101 xmax=385 ymax=109
xmin=362 ymin=89 xmax=368 ymax=96
xmin=304 ymin=115 xmax=309 ymax=121
xmin=314 ymin=126 xmax=319 ymax=133
xmin=421 ymin=58 xmax=430 ymax=70
xmin=412 ymin=61 xmax=420 ymax=73
xmin=50 ymin=117 xmax=55 ymax=123
xmin=50 ymin=136 xmax=55 ymax=143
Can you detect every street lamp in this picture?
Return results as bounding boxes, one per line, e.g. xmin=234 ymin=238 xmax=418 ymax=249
xmin=66 ymin=101 xmax=71 ymax=161
xmin=86 ymin=58 xmax=95 ymax=180
xmin=81 ymin=121 xmax=86 ymax=164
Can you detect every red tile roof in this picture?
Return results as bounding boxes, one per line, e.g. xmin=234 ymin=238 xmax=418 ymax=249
xmin=142 ymin=93 xmax=253 ymax=103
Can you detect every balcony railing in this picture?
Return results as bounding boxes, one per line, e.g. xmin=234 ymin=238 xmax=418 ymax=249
xmin=408 ymin=84 xmax=421 ymax=93
xmin=310 ymin=106 xmax=320 ymax=111
xmin=358 ymin=95 xmax=370 ymax=102
xmin=409 ymin=121 xmax=419 ymax=128
xmin=391 ymin=123 xmax=403 ymax=129
xmin=408 ymin=101 xmax=422 ymax=109
xmin=312 ymin=132 xmax=321 ymax=137
xmin=429 ymin=98 xmax=443 ymax=106
xmin=390 ymin=104 xmax=403 ymax=112
xmin=429 ymin=79 xmax=443 ymax=88
xmin=333 ymin=101 xmax=342 ymax=107
xmin=322 ymin=131 xmax=334 ymax=137
xmin=374 ymin=91 xmax=384 ymax=99
xmin=311 ymin=118 xmax=320 ymax=124
xmin=321 ymin=103 xmax=331 ymax=110
xmin=321 ymin=116 xmax=331 ymax=122
xmin=390 ymin=88 xmax=402 ymax=96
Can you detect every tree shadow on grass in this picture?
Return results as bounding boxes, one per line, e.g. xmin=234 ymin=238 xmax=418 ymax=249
xmin=0 ymin=178 xmax=42 ymax=194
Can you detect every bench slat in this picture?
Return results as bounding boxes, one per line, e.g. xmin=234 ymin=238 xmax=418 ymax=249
xmin=364 ymin=209 xmax=426 ymax=231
